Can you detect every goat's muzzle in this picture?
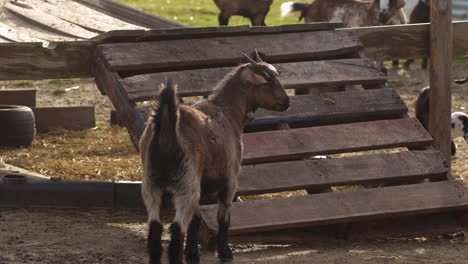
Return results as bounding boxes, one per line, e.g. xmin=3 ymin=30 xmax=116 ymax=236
xmin=275 ymin=100 xmax=290 ymax=112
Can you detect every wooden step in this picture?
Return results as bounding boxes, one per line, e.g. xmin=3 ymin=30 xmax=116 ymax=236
xmin=97 ymin=30 xmax=362 ymax=72
xmin=200 ymin=180 xmax=468 ymax=235
xmin=122 ymin=59 xmax=386 ymax=102
xmin=241 ymin=118 xmax=431 ymax=164
xmin=134 ymin=88 xmax=407 ymax=130
xmin=237 ymin=150 xmax=448 ymax=196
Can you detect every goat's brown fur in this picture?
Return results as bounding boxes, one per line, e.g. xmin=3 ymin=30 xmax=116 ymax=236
xmin=141 ymin=56 xmax=289 ymax=264
xmin=214 ymin=0 xmax=273 ymax=26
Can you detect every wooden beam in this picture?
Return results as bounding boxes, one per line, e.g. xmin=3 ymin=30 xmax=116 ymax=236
xmin=344 ymin=21 xmax=468 ymax=60
xmin=73 ymin=0 xmax=185 ymax=29
xmin=0 ymin=42 xmax=94 ymax=80
xmin=429 ymin=0 xmax=452 ymax=166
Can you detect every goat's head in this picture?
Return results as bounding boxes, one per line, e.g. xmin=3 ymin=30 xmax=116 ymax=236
xmin=451 ymin=112 xmax=468 ymax=142
xmin=376 ymin=0 xmax=407 ymax=24
xmin=240 ymin=50 xmax=290 ymax=112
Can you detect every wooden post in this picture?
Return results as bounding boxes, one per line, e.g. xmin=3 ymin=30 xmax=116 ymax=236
xmin=429 ymin=0 xmax=452 ymax=166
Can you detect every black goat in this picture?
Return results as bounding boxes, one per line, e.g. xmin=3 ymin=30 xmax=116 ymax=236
xmin=214 ymin=0 xmax=273 ymax=26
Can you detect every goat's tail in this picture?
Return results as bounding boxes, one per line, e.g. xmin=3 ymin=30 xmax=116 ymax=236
xmin=148 ymin=79 xmax=185 ymax=186
xmin=280 ymin=2 xmax=308 ymax=20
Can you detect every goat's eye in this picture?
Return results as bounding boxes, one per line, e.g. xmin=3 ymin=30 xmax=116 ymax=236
xmin=451 ymin=123 xmax=455 ymax=128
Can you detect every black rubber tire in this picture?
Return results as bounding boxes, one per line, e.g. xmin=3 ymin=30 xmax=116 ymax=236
xmin=0 ymin=105 xmax=36 ymax=147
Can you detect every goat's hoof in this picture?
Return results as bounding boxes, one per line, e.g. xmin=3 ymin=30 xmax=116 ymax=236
xmin=218 ymin=248 xmax=233 ymax=262
xmin=184 ymin=251 xmax=200 ymax=264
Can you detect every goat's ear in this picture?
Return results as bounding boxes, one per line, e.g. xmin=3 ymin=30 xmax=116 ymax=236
xmin=240 ymin=67 xmax=268 ymax=85
xmin=390 ymin=0 xmax=406 ymax=9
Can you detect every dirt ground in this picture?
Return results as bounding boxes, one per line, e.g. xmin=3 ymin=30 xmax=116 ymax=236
xmin=1 ymin=64 xmax=468 ymax=263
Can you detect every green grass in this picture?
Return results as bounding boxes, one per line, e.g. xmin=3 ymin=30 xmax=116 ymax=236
xmin=13 ymin=80 xmax=34 ymax=87
xmin=47 ymin=78 xmax=80 ymax=83
xmin=117 ymin=0 xmax=299 ymax=27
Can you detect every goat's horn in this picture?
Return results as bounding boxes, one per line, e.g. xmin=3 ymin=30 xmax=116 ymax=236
xmin=242 ymin=52 xmax=257 ymax=65
xmin=254 ymin=49 xmax=263 ymax=62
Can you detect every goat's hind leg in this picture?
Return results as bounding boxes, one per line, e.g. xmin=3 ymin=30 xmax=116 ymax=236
xmin=217 ymin=182 xmax=237 ymax=262
xmin=143 ymin=186 xmax=164 ymax=264
xmin=184 ymin=210 xmax=201 ymax=264
xmin=170 ymin=187 xmax=200 ymax=264
xmin=218 ymin=13 xmax=229 ymax=25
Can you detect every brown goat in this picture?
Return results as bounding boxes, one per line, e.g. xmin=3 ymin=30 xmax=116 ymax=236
xmin=214 ymin=0 xmax=273 ymax=26
xmin=140 ymin=52 xmax=289 ymax=264
xmin=281 ymin=0 xmax=407 ymax=27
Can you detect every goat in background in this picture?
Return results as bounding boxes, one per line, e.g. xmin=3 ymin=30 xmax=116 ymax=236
xmin=214 ymin=0 xmax=273 ymax=26
xmin=140 ymin=51 xmax=290 ymax=264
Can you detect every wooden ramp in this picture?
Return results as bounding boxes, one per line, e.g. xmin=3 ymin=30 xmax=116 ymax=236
xmin=93 ymin=23 xmax=468 ymax=245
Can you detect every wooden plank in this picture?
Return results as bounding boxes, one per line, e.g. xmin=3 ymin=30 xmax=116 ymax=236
xmin=28 ymin=0 xmax=143 ymax=33
xmin=241 ymin=118 xmax=432 ymax=164
xmin=0 ymin=89 xmax=36 ymax=107
xmin=237 ymin=150 xmax=448 ymax=195
xmin=93 ymin=54 xmax=144 ymax=148
xmin=200 ymin=180 xmax=468 ymax=235
xmin=0 ymin=41 xmax=94 ymax=80
xmin=122 ymin=59 xmax=386 ymax=101
xmin=134 ymin=88 xmax=408 ymax=130
xmin=0 ymin=21 xmax=45 ymax=42
xmin=219 ymin=213 xmax=462 ymax=245
xmin=73 ymin=0 xmax=185 ymax=28
xmin=429 ymin=0 xmax=453 ymax=165
xmin=5 ymin=2 xmax=97 ymax=39
xmin=350 ymin=21 xmax=468 ymax=60
xmin=98 ymin=30 xmax=363 ymax=72
xmin=32 ymin=106 xmax=95 ymax=132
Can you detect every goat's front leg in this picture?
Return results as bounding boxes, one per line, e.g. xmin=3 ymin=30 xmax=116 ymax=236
xmin=217 ymin=181 xmax=237 ymax=262
xmin=142 ymin=185 xmax=163 ymax=264
xmin=170 ymin=188 xmax=200 ymax=264
xmin=184 ymin=210 xmax=201 ymax=264
xmin=218 ymin=13 xmax=229 ymax=26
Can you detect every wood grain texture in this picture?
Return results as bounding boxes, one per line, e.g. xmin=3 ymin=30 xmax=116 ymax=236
xmin=237 ymin=150 xmax=448 ymax=195
xmin=200 ymin=180 xmax=468 ymax=235
xmin=5 ymin=2 xmax=97 ymax=39
xmin=98 ymin=30 xmax=363 ymax=71
xmin=0 ymin=42 xmax=94 ymax=80
xmin=32 ymin=106 xmax=95 ymax=132
xmin=0 ymin=22 xmax=45 ymax=42
xmin=73 ymin=0 xmax=185 ymax=28
xmin=134 ymin=88 xmax=408 ymax=130
xmin=121 ymin=59 xmax=385 ymax=101
xmin=0 ymin=89 xmax=36 ymax=107
xmin=241 ymin=118 xmax=432 ymax=164
xmin=429 ymin=0 xmax=453 ymax=165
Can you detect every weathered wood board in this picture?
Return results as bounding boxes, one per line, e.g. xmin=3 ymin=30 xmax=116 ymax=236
xmin=122 ymin=59 xmax=386 ymax=101
xmin=134 ymin=88 xmax=408 ymax=130
xmin=237 ymin=150 xmax=448 ymax=195
xmin=0 ymin=89 xmax=37 ymax=107
xmin=32 ymin=106 xmax=95 ymax=132
xmin=5 ymin=2 xmax=98 ymax=39
xmin=98 ymin=30 xmax=363 ymax=71
xmin=200 ymin=180 xmax=468 ymax=235
xmin=241 ymin=118 xmax=432 ymax=164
